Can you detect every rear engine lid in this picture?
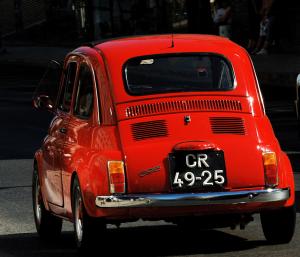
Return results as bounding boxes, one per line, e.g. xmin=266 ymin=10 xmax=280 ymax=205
xmin=118 ymin=110 xmax=265 ymax=194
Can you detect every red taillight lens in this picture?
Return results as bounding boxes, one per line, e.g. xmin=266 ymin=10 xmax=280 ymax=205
xmin=107 ymin=161 xmax=125 ymax=194
xmin=262 ymin=152 xmax=278 ymax=187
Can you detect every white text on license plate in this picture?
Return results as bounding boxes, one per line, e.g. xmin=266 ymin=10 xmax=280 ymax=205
xmin=173 ymin=169 xmax=225 ymax=187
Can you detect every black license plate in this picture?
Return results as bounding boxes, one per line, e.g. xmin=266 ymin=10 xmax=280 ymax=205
xmin=169 ymin=150 xmax=226 ymax=191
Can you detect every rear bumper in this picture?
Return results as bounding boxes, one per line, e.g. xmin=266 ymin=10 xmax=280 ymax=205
xmin=95 ymin=188 xmax=290 ymax=208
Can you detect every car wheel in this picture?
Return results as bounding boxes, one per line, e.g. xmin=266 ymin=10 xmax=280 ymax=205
xmin=32 ymin=166 xmax=62 ymax=239
xmin=260 ymin=205 xmax=296 ymax=244
xmin=72 ymin=177 xmax=106 ymax=250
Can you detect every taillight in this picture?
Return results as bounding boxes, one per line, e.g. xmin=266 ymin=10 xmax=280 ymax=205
xmin=262 ymin=152 xmax=278 ymax=187
xmin=107 ymin=161 xmax=125 ymax=194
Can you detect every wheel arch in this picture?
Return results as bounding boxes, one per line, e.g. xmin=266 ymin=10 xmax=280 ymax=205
xmin=70 ymin=170 xmax=96 ymax=218
xmin=69 ymin=150 xmax=124 ymax=218
xmin=70 ymin=171 xmax=79 ymax=207
xmin=279 ymin=151 xmax=295 ymax=207
xmin=33 ymin=151 xmax=50 ymax=211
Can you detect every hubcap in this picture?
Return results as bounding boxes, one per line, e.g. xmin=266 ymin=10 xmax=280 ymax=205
xmin=75 ymin=187 xmax=83 ymax=243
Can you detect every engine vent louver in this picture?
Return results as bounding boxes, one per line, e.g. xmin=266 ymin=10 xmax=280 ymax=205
xmin=131 ymin=120 xmax=168 ymax=141
xmin=126 ymin=99 xmax=242 ymax=118
xmin=210 ymin=117 xmax=246 ymax=135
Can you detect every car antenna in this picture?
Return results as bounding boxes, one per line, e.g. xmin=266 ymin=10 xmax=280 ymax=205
xmin=171 ymin=33 xmax=174 ymax=48
xmin=170 ymin=15 xmax=174 ymax=48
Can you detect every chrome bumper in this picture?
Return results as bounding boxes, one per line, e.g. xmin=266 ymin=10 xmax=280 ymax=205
xmin=95 ymin=188 xmax=290 ymax=208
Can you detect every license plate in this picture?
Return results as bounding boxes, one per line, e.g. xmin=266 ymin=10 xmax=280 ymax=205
xmin=169 ymin=150 xmax=226 ymax=191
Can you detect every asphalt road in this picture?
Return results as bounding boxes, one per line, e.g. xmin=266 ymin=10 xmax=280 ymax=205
xmin=1 ymin=65 xmax=300 ymax=256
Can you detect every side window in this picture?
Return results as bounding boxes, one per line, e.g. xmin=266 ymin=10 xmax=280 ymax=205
xmin=58 ymin=62 xmax=77 ymax=112
xmin=74 ymin=64 xmax=94 ymax=119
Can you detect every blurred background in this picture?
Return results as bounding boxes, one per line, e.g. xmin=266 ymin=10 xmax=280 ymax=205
xmin=0 ymin=0 xmax=299 ymax=51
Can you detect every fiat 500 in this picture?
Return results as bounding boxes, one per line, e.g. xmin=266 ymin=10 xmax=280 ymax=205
xmin=32 ymin=34 xmax=295 ymax=249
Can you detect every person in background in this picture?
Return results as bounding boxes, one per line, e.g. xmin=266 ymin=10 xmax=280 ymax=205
xmin=252 ymin=0 xmax=276 ymax=55
xmin=246 ymin=0 xmax=261 ymax=52
xmin=213 ymin=0 xmax=233 ymax=39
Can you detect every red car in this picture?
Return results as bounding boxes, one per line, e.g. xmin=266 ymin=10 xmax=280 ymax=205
xmin=32 ymin=34 xmax=295 ymax=249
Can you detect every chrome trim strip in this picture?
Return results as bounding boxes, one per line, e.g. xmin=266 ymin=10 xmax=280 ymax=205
xmin=95 ymin=188 xmax=290 ymax=208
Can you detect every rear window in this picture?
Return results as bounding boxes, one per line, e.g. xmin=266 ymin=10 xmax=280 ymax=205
xmin=124 ymin=54 xmax=234 ymax=95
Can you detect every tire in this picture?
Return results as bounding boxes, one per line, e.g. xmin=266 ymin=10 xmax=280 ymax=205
xmin=32 ymin=166 xmax=62 ymax=239
xmin=72 ymin=177 xmax=106 ymax=250
xmin=261 ymin=205 xmax=296 ymax=244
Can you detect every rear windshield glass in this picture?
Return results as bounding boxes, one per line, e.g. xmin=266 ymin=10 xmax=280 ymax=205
xmin=124 ymin=54 xmax=234 ymax=95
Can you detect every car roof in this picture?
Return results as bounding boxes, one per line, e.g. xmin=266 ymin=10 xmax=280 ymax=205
xmin=93 ymin=34 xmax=230 ymax=45
xmin=93 ymin=34 xmax=239 ymax=53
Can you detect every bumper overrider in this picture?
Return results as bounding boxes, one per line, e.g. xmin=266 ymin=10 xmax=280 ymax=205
xmin=95 ymin=188 xmax=290 ymax=208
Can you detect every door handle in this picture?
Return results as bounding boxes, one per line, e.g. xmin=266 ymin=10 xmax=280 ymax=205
xmin=59 ymin=127 xmax=67 ymax=134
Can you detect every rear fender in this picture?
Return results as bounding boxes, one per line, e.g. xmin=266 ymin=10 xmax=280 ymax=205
xmin=74 ymin=150 xmax=128 ymax=218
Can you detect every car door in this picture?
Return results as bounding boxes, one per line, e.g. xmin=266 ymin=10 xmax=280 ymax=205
xmin=63 ymin=61 xmax=96 ymax=167
xmin=43 ymin=60 xmax=78 ymax=206
xmin=62 ymin=61 xmax=98 ymax=203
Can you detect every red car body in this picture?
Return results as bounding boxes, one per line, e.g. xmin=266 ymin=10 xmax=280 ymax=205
xmin=32 ymin=34 xmax=295 ymax=248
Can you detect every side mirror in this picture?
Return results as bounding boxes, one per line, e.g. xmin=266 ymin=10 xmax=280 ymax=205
xmin=32 ymin=59 xmax=62 ymax=112
xmin=33 ymin=94 xmax=55 ymax=112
